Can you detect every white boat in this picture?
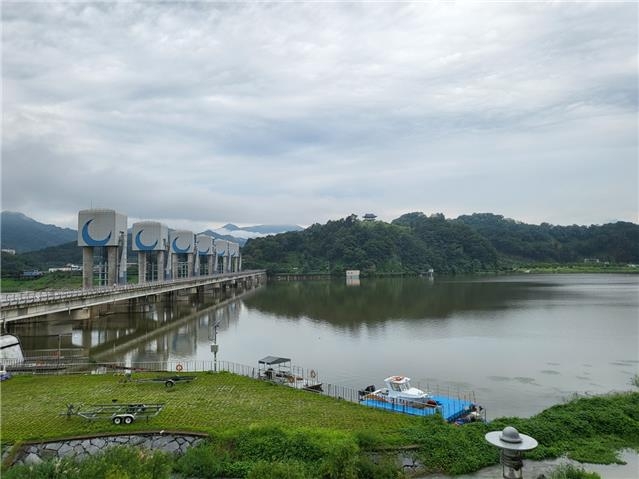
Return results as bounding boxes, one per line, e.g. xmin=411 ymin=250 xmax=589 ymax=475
xmin=258 ymin=355 xmax=323 ymax=393
xmin=360 ymin=375 xmax=440 ymax=409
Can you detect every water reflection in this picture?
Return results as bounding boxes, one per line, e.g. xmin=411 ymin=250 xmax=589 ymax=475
xmin=7 ymin=287 xmax=249 ymax=364
xmin=242 ymin=277 xmax=573 ymax=328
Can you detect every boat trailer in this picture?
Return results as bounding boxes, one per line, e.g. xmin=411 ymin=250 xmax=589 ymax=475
xmin=134 ymin=375 xmax=196 ymax=388
xmin=64 ymin=403 xmax=165 ymax=425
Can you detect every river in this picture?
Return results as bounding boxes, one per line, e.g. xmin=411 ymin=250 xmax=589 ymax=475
xmin=8 ymin=273 xmax=638 ymax=419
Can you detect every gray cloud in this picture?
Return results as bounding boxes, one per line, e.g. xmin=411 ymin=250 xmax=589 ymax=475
xmin=2 ymin=2 xmax=637 ymax=230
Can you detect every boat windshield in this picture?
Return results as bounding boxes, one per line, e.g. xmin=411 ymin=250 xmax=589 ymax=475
xmin=390 ymin=381 xmax=410 ymax=392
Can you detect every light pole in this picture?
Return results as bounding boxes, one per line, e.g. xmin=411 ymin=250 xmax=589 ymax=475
xmin=210 ymin=319 xmax=219 ymax=372
xmin=485 ymin=426 xmax=538 ymax=479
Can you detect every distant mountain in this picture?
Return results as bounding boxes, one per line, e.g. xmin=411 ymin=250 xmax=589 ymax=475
xmin=212 ymin=223 xmax=304 ymax=241
xmin=0 ymin=211 xmax=303 ymax=253
xmin=244 ymin=224 xmax=304 ymax=235
xmin=198 ymin=229 xmax=251 ymax=246
xmin=1 ymin=211 xmax=76 ymax=253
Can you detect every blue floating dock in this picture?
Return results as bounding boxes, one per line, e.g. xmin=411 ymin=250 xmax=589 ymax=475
xmin=360 ymin=394 xmax=475 ymax=422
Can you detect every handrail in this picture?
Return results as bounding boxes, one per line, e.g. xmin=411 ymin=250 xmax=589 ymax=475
xmin=1 ymin=271 xmax=265 ymax=308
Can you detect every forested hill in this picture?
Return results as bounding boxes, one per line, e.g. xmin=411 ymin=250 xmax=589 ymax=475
xmin=241 ymin=212 xmax=639 ymax=275
xmin=242 ymin=213 xmax=498 ymax=275
xmin=456 ymin=213 xmax=639 ymax=263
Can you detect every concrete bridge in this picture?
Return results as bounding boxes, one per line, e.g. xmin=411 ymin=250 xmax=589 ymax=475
xmin=0 ymin=270 xmax=266 ymax=325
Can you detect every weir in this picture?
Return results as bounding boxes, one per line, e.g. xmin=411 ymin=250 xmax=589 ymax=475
xmin=0 ymin=270 xmax=266 ymax=326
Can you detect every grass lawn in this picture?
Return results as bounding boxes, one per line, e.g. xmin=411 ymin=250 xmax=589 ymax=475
xmin=0 ymin=371 xmax=417 ymax=443
xmin=2 ymin=372 xmax=639 ymax=476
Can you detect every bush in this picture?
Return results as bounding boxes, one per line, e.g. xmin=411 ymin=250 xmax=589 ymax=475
xmin=3 ymin=446 xmax=172 ymax=479
xmin=173 ymin=443 xmax=242 ymax=478
xmin=544 ymin=464 xmax=601 ymax=479
xmin=246 ymin=461 xmax=309 ymax=479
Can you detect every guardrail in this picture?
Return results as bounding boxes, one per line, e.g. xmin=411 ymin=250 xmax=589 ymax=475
xmin=1 ymin=271 xmax=265 ymax=308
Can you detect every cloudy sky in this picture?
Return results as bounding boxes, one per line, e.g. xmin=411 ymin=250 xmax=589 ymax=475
xmin=2 ymin=2 xmax=637 ymax=232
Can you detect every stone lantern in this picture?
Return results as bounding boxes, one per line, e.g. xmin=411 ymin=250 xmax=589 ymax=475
xmin=485 ymin=426 xmax=538 ymax=479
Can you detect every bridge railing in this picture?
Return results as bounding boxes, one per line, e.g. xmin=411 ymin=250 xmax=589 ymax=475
xmin=1 ymin=270 xmax=266 ymax=307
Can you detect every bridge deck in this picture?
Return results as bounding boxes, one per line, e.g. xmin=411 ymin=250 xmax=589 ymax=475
xmin=1 ymin=270 xmax=266 ymax=324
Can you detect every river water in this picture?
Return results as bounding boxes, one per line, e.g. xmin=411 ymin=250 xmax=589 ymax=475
xmin=8 ymin=274 xmax=639 ymax=420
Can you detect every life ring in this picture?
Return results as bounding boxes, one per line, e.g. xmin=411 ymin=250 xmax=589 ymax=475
xmin=310 ymin=369 xmax=317 ymax=379
xmin=176 ymin=364 xmax=183 ymax=372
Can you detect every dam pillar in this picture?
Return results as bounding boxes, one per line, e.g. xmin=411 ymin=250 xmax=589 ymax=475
xmin=138 ymin=252 xmax=148 ymax=284
xmin=82 ymin=247 xmax=93 ymax=289
xmin=107 ymin=247 xmax=118 ymax=286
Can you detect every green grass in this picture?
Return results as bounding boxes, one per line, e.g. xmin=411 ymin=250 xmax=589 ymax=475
xmin=510 ymin=263 xmax=639 ymax=274
xmin=0 ymin=372 xmax=416 ymax=443
xmin=2 ymin=373 xmax=638 ymax=477
xmin=0 ymin=273 xmax=83 ymax=292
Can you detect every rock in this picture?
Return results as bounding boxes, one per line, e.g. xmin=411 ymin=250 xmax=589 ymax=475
xmin=23 ymin=453 xmax=43 ymax=465
xmin=58 ymin=443 xmax=73 ymax=456
xmin=163 ymin=441 xmax=180 ymax=454
xmin=90 ymin=438 xmax=106 ymax=448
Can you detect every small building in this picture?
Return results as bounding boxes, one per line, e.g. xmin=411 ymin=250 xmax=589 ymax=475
xmin=346 ymin=270 xmax=360 ymax=278
xmin=48 ymin=264 xmax=82 ymax=273
xmin=363 ymin=213 xmax=377 ymax=221
xmin=21 ymin=270 xmax=43 ymax=279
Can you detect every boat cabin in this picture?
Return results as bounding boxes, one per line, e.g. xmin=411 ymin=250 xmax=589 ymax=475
xmin=383 ymin=375 xmax=432 ymax=400
xmin=0 ymin=335 xmax=24 ymax=364
xmin=258 ymin=356 xmax=292 ymax=381
xmin=385 ymin=375 xmax=412 ymax=392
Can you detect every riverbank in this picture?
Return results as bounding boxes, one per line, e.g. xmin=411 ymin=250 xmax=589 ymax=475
xmin=2 ymin=372 xmax=638 ymax=477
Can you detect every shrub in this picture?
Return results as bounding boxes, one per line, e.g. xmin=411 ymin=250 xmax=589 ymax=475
xmin=246 ymin=461 xmax=309 ymax=479
xmin=545 ymin=464 xmax=601 ymax=479
xmin=173 ymin=443 xmax=235 ymax=478
xmin=3 ymin=446 xmax=171 ymax=479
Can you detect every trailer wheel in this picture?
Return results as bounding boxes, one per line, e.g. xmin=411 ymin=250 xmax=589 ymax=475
xmin=165 ymin=380 xmax=175 ymax=388
xmin=124 ymin=415 xmax=134 ymax=425
xmin=113 ymin=416 xmax=123 ymax=425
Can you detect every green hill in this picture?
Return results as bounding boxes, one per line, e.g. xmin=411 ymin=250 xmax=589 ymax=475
xmin=456 ymin=213 xmax=639 ymax=264
xmin=1 ymin=241 xmax=82 ymax=278
xmin=1 ymin=211 xmax=76 ymax=253
xmin=242 ymin=213 xmax=499 ymax=275
xmin=242 ymin=212 xmax=639 ymax=275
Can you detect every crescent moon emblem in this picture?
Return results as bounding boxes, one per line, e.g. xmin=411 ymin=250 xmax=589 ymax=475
xmin=135 ymin=230 xmax=158 ymax=250
xmin=172 ymin=237 xmax=191 ymax=254
xmin=81 ymin=219 xmax=112 ymax=246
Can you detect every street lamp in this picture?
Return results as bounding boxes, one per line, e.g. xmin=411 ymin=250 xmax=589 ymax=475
xmin=485 ymin=426 xmax=538 ymax=479
xmin=209 ymin=319 xmax=219 ymax=372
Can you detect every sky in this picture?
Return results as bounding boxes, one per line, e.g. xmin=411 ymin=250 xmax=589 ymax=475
xmin=2 ymin=1 xmax=638 ymax=232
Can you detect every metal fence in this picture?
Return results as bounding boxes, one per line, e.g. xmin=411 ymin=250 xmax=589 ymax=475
xmin=3 ymin=357 xmax=362 ymax=403
xmin=3 ymin=357 xmax=478 ymax=411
